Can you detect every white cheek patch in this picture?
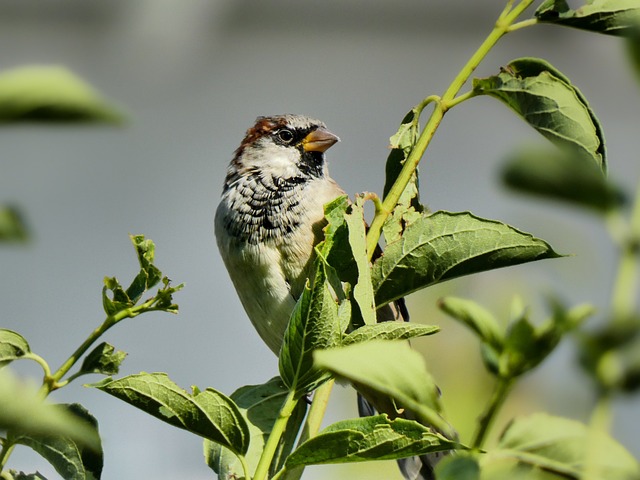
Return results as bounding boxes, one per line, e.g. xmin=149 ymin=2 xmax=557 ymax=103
xmin=267 ymin=152 xmax=301 ymax=178
xmin=252 ymin=142 xmax=301 ymax=179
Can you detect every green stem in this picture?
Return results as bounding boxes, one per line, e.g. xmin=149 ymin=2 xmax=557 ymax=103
xmin=365 ymin=0 xmax=536 ymax=259
xmin=300 ymin=380 xmax=334 ymax=441
xmin=447 ymin=90 xmax=479 ymax=109
xmin=278 ymin=380 xmax=335 ymax=480
xmin=472 ymin=377 xmax=513 ymax=449
xmin=0 ymin=311 xmax=125 ymax=473
xmin=0 ymin=444 xmax=15 ymax=472
xmin=1 ymin=282 xmax=170 ymax=474
xmin=271 ymin=467 xmax=287 ymax=480
xmin=607 ymin=181 xmax=640 ymax=325
xmin=23 ymin=352 xmax=52 ymax=379
xmin=583 ymin=394 xmax=612 ymax=480
xmin=508 ymin=17 xmax=538 ymax=32
xmin=39 ymin=301 xmax=154 ymax=398
xmin=254 ymin=390 xmax=298 ymax=480
xmin=238 ymin=454 xmax=252 ymax=480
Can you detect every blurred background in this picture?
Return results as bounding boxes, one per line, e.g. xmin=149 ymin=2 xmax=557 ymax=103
xmin=1 ymin=0 xmax=638 ymax=478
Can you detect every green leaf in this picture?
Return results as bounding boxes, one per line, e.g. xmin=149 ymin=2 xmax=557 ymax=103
xmin=536 ymin=0 xmax=640 ymax=37
xmin=439 ymin=296 xmax=505 ymax=376
xmin=204 ymin=377 xmax=308 ymax=479
xmin=500 ymin=302 xmax=593 ymax=378
xmin=628 ymin=32 xmax=640 ymax=85
xmin=0 ymin=66 xmax=123 ymax=123
xmin=15 ymin=433 xmax=87 ymax=479
xmin=482 ymin=413 xmax=640 ymax=479
xmin=91 ymin=372 xmax=249 ymax=455
xmin=314 ymin=341 xmax=454 ymax=438
xmin=317 ymin=195 xmax=387 ymax=330
xmin=502 ymin=146 xmax=625 ymax=212
xmin=438 ymin=297 xmax=504 ymax=351
xmin=473 ymin=57 xmax=606 ymax=171
xmin=0 ymin=205 xmax=29 ymax=243
xmin=101 ymin=276 xmax=132 ymax=316
xmin=383 ymin=108 xmax=421 ymax=200
xmin=14 ymin=404 xmax=103 ymax=480
xmin=286 ymin=414 xmax=458 ymax=467
xmin=596 ymin=336 xmax=640 ymax=392
xmin=0 ymin=329 xmax=31 ymax=368
xmin=499 ymin=317 xmax=539 ymax=378
xmin=129 ymin=234 xmax=162 ymax=291
xmin=371 ymin=211 xmax=561 ymax=307
xmin=343 ymin=323 xmax=439 ymax=345
xmin=6 ymin=472 xmax=48 ymax=480
xmin=383 ymin=108 xmax=424 ymax=244
xmin=344 ymin=196 xmax=377 ymax=326
xmin=125 ymin=271 xmax=149 ymax=306
xmin=0 ymin=371 xmax=100 ymax=450
xmin=279 ymin=257 xmax=343 ymax=397
xmin=78 ymin=342 xmax=127 ymax=377
xmin=579 ymin=318 xmax=640 ymax=392
xmin=152 ymin=276 xmax=183 ymax=314
xmin=436 ymin=454 xmax=480 ymax=480
xmin=319 ymin=195 xmax=372 ymax=328
xmin=101 ymin=236 xmax=183 ymax=317
xmin=321 ymin=196 xmax=355 ymax=280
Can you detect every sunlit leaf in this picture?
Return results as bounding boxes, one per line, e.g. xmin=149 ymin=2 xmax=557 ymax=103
xmin=321 ymin=196 xmax=356 ymax=283
xmin=474 ymin=57 xmax=606 ymax=171
xmin=319 ymin=195 xmax=372 ymax=328
xmin=372 ymin=211 xmax=561 ymax=307
xmin=500 ymin=303 xmax=593 ymax=378
xmin=14 ymin=404 xmax=103 ymax=480
xmin=343 ymin=323 xmax=439 ymax=345
xmin=344 ymin=196 xmax=377 ymax=326
xmin=0 ymin=371 xmax=100 ymax=450
xmin=78 ymin=342 xmax=127 ymax=377
xmin=6 ymin=472 xmax=48 ymax=480
xmin=92 ymin=373 xmax=249 ymax=455
xmin=286 ymin=414 xmax=458 ymax=467
xmin=314 ymin=341 xmax=454 ymax=438
xmin=536 ymin=0 xmax=640 ymax=37
xmin=0 ymin=329 xmax=31 ymax=368
xmin=102 ymin=236 xmax=182 ymax=317
xmin=129 ymin=234 xmax=162 ymax=291
xmin=383 ymin=108 xmax=424 ymax=244
xmin=482 ymin=413 xmax=640 ymax=479
xmin=101 ymin=276 xmax=132 ymax=316
xmin=205 ymin=377 xmax=307 ymax=479
xmin=279 ymin=257 xmax=342 ymax=397
xmin=0 ymin=66 xmax=123 ymax=123
xmin=438 ymin=297 xmax=504 ymax=351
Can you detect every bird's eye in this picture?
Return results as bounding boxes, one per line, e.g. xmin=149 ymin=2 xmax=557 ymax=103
xmin=277 ymin=129 xmax=294 ymax=143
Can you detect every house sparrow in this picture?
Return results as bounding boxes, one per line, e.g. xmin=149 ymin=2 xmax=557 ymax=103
xmin=215 ymin=114 xmax=345 ymax=354
xmin=215 ymin=114 xmax=442 ymax=480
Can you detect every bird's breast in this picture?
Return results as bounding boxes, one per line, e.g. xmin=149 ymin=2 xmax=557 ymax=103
xmin=219 ymin=173 xmax=308 ymax=246
xmin=214 ymin=174 xmax=345 ymax=353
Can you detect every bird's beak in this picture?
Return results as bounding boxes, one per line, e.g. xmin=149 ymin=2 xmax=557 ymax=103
xmin=302 ymin=127 xmax=340 ymax=153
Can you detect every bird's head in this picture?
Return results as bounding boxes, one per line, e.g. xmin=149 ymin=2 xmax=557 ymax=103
xmin=225 ymin=114 xmax=340 ymax=188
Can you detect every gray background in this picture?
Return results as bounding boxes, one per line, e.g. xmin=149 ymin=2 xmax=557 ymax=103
xmin=1 ymin=1 xmax=638 ymax=478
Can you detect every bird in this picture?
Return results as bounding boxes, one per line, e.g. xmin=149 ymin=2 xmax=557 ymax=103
xmin=215 ymin=114 xmax=443 ymax=480
xmin=215 ymin=114 xmax=345 ymax=354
